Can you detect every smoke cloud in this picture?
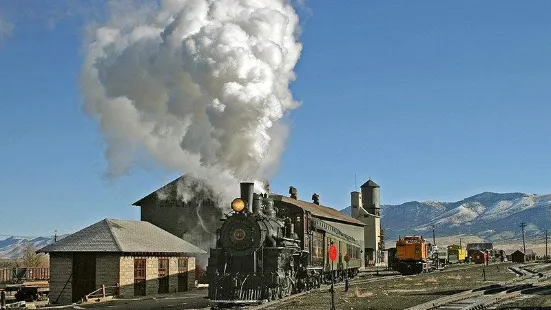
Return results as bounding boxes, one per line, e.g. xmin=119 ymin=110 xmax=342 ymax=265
xmin=0 ymin=13 xmax=14 ymax=39
xmin=81 ymin=0 xmax=302 ymax=200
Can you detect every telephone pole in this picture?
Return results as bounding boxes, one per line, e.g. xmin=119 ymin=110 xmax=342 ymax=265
xmin=545 ymin=230 xmax=548 ymax=262
xmin=520 ymin=222 xmax=526 ymax=254
xmin=431 ymin=224 xmax=436 ymax=245
xmin=459 ymin=238 xmax=462 ymax=248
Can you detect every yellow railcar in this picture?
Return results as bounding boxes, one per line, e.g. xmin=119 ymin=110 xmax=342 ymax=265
xmin=447 ymin=244 xmax=466 ymax=263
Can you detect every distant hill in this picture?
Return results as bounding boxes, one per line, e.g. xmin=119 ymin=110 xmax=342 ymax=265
xmin=0 ymin=236 xmax=64 ymax=259
xmin=340 ymin=192 xmax=551 ymax=243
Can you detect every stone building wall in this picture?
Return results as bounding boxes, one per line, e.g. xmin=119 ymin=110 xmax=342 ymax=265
xmin=168 ymin=257 xmax=178 ymax=293
xmin=49 ymin=253 xmax=73 ymax=305
xmin=187 ymin=257 xmax=195 ymax=290
xmin=118 ymin=256 xmax=134 ymax=298
xmin=88 ymin=255 xmax=197 ymax=299
xmin=145 ymin=257 xmax=159 ymax=295
xmin=96 ymin=254 xmax=120 ymax=289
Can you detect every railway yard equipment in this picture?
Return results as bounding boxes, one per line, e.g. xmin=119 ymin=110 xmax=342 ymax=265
xmin=394 ymin=236 xmax=439 ymax=275
xmin=447 ymin=244 xmax=466 ymax=264
xmin=406 ymin=262 xmax=551 ymax=310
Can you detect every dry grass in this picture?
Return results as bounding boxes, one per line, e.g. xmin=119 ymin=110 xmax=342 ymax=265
xmin=354 ymin=287 xmax=374 ymax=298
xmin=263 ymin=263 xmax=519 ymax=310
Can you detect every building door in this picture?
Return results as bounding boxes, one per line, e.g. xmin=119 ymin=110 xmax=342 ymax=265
xmin=177 ymin=258 xmax=188 ymax=292
xmin=72 ymin=253 xmax=96 ymax=302
xmin=134 ymin=259 xmax=146 ymax=296
xmin=158 ymin=258 xmax=169 ymax=294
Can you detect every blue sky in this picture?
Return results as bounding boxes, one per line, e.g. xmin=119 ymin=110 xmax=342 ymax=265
xmin=1 ymin=1 xmax=551 ymax=237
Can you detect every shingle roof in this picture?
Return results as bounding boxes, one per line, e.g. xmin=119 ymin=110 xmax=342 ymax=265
xmin=360 ymin=179 xmax=379 ymax=188
xmin=271 ymin=195 xmax=365 ymax=226
xmin=38 ymin=219 xmax=206 ymax=254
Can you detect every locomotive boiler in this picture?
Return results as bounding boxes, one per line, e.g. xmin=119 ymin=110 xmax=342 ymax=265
xmin=207 ymin=182 xmax=362 ymax=308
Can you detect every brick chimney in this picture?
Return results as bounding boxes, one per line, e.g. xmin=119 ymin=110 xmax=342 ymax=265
xmin=312 ymin=193 xmax=320 ymax=205
xmin=289 ymin=186 xmax=298 ymax=199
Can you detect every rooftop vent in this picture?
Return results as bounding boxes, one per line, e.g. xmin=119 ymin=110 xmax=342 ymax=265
xmin=312 ymin=193 xmax=320 ymax=205
xmin=289 ymin=186 xmax=298 ymax=199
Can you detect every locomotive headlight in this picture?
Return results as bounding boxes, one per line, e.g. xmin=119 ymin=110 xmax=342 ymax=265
xmin=231 ymin=198 xmax=246 ymax=212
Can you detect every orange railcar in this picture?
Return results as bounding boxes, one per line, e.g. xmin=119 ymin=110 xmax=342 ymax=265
xmin=394 ymin=236 xmax=434 ymax=274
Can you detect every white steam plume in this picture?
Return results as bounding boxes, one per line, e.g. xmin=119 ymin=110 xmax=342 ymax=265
xmin=81 ymin=0 xmax=302 ymax=201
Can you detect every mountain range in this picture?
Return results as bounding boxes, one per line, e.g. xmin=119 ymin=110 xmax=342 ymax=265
xmin=2 ymin=192 xmax=548 ymax=258
xmin=340 ymin=192 xmax=551 ymax=244
xmin=0 ymin=236 xmax=56 ymax=259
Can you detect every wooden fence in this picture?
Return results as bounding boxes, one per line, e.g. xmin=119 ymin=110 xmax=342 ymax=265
xmin=0 ymin=267 xmax=49 ymax=283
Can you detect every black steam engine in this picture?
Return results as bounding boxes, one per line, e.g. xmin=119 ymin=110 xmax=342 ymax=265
xmin=207 ymin=182 xmax=362 ymax=308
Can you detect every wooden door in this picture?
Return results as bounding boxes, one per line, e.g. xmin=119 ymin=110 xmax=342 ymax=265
xmin=72 ymin=253 xmax=96 ymax=302
xmin=158 ymin=258 xmax=169 ymax=294
xmin=177 ymin=258 xmax=188 ymax=292
xmin=134 ymin=259 xmax=146 ymax=296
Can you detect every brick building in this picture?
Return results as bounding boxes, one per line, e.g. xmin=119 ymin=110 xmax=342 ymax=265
xmin=39 ymin=219 xmax=205 ymax=305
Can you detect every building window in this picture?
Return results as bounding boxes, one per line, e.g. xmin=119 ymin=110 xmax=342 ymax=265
xmin=312 ymin=232 xmax=324 ymax=259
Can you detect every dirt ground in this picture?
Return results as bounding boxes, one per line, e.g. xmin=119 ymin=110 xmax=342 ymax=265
xmin=262 ymin=263 xmax=518 ymax=310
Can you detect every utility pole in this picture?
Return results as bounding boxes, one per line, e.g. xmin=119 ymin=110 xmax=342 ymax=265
xmin=431 ymin=224 xmax=436 ymax=245
xmin=520 ymin=222 xmax=526 ymax=254
xmin=546 ymin=230 xmax=548 ymax=262
xmin=459 ymin=238 xmax=462 ymax=248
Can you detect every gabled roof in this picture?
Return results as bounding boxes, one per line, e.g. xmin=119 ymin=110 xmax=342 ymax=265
xmin=38 ymin=219 xmax=206 ymax=254
xmin=271 ymin=195 xmax=365 ymax=226
xmin=132 ymin=176 xmax=182 ymax=206
xmin=361 ymin=179 xmax=379 ymax=188
xmin=512 ymin=249 xmax=535 ymax=255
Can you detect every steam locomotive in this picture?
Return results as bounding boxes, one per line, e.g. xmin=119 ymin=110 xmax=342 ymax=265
xmin=206 ymin=182 xmax=362 ymax=308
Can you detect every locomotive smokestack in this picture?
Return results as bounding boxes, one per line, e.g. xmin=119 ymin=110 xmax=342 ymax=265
xmin=240 ymin=182 xmax=254 ymax=213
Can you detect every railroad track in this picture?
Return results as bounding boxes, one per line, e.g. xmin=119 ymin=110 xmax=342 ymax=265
xmin=247 ymin=272 xmax=403 ymax=310
xmin=247 ymin=264 xmax=485 ymax=310
xmin=407 ymin=263 xmax=551 ymax=310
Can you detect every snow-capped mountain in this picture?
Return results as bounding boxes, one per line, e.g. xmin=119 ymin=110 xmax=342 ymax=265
xmin=340 ymin=192 xmax=551 ymax=242
xmin=0 ymin=236 xmax=55 ymax=259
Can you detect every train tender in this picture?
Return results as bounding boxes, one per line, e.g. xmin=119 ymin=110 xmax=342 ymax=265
xmin=393 ymin=236 xmax=437 ymax=275
xmin=206 ymin=183 xmax=363 ymax=308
